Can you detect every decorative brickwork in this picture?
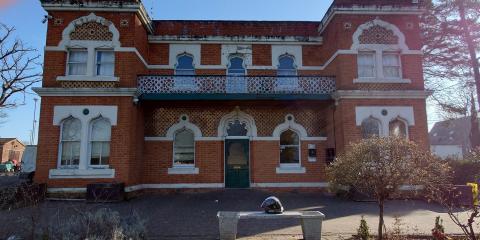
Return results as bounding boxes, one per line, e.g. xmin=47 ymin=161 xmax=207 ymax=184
xmin=70 ymin=22 xmax=113 ymax=41
xmin=356 ymin=83 xmax=413 ymax=91
xmin=59 ymin=81 xmax=118 ymax=88
xmin=145 ymin=106 xmax=327 ymax=137
xmin=359 ymin=25 xmax=399 ymax=45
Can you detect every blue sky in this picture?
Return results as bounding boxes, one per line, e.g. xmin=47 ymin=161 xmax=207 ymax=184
xmin=0 ymin=0 xmax=439 ymax=143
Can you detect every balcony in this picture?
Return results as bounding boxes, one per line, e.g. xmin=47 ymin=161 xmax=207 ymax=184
xmin=137 ymin=75 xmax=336 ymax=101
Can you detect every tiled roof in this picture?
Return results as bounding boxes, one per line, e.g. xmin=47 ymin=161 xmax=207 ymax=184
xmin=429 ymin=117 xmax=472 ymax=146
xmin=0 ymin=138 xmax=16 ymax=146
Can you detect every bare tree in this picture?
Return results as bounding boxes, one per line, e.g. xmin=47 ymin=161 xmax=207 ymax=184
xmin=327 ymin=137 xmax=451 ymax=239
xmin=0 ymin=23 xmax=42 ymax=109
xmin=422 ymin=0 xmax=480 ymax=148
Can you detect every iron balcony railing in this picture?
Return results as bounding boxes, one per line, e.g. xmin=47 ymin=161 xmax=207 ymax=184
xmin=137 ymin=75 xmax=336 ymax=95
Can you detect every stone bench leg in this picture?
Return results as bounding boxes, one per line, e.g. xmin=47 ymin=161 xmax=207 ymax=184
xmin=218 ymin=213 xmax=239 ymax=240
xmin=301 ymin=218 xmax=323 ymax=240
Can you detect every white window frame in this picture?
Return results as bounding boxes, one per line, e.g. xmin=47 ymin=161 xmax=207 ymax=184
xmin=279 ymin=129 xmax=301 ymax=168
xmin=361 ymin=117 xmax=383 ymax=139
xmin=354 ymin=48 xmax=409 ymax=84
xmin=88 ymin=117 xmax=112 ymax=169
xmin=388 ymin=117 xmax=409 ymax=138
xmin=172 ymin=128 xmax=196 ymax=168
xmin=58 ymin=117 xmax=82 ymax=169
xmin=382 ymin=52 xmax=402 ymax=79
xmin=95 ymin=49 xmax=115 ymax=77
xmin=357 ymin=51 xmax=376 ymax=79
xmin=66 ymin=49 xmax=88 ymax=76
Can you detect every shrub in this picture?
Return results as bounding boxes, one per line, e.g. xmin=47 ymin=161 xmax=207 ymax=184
xmin=357 ymin=216 xmax=371 ymax=240
xmin=448 ymin=160 xmax=480 ymax=185
xmin=48 ymin=208 xmax=147 ymax=240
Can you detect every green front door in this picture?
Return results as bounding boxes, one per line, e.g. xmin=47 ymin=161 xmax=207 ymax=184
xmin=225 ymin=139 xmax=250 ymax=188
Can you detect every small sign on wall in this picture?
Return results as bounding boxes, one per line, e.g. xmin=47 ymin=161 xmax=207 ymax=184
xmin=308 ymin=144 xmax=317 ymax=162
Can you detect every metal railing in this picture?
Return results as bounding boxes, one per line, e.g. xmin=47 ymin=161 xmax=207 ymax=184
xmin=138 ymin=75 xmax=336 ymax=95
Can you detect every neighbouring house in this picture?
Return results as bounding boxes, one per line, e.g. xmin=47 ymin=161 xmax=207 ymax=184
xmin=33 ymin=0 xmax=429 ymax=194
xmin=0 ymin=138 xmax=25 ymax=165
xmin=430 ymin=117 xmax=479 ymax=159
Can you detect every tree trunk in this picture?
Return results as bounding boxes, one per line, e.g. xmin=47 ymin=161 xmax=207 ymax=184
xmin=459 ymin=0 xmax=480 ymax=109
xmin=378 ymin=199 xmax=385 ymax=240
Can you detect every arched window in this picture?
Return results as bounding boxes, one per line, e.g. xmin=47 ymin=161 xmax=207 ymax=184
xmin=173 ymin=128 xmax=195 ymax=166
xmin=277 ymin=54 xmax=299 ymax=90
xmin=226 ymin=56 xmax=247 ymax=93
xmin=175 ymin=54 xmax=195 ymax=75
xmin=227 ymin=57 xmax=246 ymax=76
xmin=361 ymin=117 xmax=381 ymax=139
xmin=59 ymin=117 xmax=81 ymax=168
xmin=389 ymin=118 xmax=407 ymax=138
xmin=226 ymin=120 xmax=248 ymax=136
xmin=280 ymin=130 xmax=300 ymax=165
xmin=278 ymin=54 xmax=297 ymax=76
xmin=89 ymin=117 xmax=111 ymax=166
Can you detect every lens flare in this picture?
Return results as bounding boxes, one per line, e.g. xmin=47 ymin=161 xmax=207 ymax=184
xmin=0 ymin=0 xmax=18 ymax=9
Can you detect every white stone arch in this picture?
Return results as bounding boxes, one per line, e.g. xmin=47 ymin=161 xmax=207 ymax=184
xmin=272 ymin=114 xmax=308 ymax=139
xmin=166 ymin=115 xmax=203 ymax=140
xmin=277 ymin=53 xmax=298 ymax=70
xmin=351 ymin=18 xmax=408 ymax=52
xmin=59 ymin=13 xmax=121 ymax=50
xmin=218 ymin=108 xmax=257 ymax=137
xmin=360 ymin=116 xmax=384 ymax=137
xmin=388 ymin=116 xmax=409 ymax=138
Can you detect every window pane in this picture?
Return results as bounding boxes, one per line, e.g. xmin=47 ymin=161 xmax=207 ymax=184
xmin=101 ymin=142 xmax=110 ymax=165
xmin=280 ymin=146 xmax=299 ymax=164
xmin=68 ymin=50 xmax=88 ymax=75
xmin=279 ymin=55 xmax=296 ymax=70
xmin=358 ymin=53 xmax=375 ymax=78
xmin=90 ymin=142 xmax=102 ymax=165
xmin=91 ymin=118 xmax=111 ymax=141
xmin=361 ymin=118 xmax=381 ymax=138
xmin=226 ymin=120 xmax=248 ymax=136
xmin=61 ymin=141 xmax=80 ymax=166
xmin=96 ymin=51 xmax=115 ymax=76
xmin=280 ymin=130 xmax=299 ymax=145
xmin=176 ymin=55 xmax=194 ymax=70
xmin=389 ymin=120 xmax=407 ymax=137
xmin=383 ymin=54 xmax=400 ymax=78
xmin=174 ymin=129 xmax=195 ymax=165
xmin=62 ymin=118 xmax=81 ymax=141
xmin=228 ymin=57 xmax=245 ymax=75
xmin=383 ymin=54 xmax=399 ymax=66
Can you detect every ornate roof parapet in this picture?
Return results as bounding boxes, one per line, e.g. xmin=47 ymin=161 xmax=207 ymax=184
xmin=40 ymin=0 xmax=153 ymax=33
xmin=318 ymin=0 xmax=425 ymax=33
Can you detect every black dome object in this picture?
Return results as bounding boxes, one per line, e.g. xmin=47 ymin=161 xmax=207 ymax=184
xmin=261 ymin=196 xmax=284 ymax=214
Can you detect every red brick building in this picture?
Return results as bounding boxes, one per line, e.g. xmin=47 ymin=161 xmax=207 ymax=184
xmin=34 ymin=0 xmax=429 ymax=193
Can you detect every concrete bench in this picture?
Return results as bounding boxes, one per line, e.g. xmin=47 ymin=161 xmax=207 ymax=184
xmin=217 ymin=211 xmax=325 ymax=240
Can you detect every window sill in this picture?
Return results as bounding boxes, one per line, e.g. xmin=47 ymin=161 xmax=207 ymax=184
xmin=168 ymin=167 xmax=199 ymax=175
xmin=57 ymin=75 xmax=119 ymax=82
xmin=49 ymin=168 xmax=115 ymax=179
xmin=353 ymin=78 xmax=411 ymax=84
xmin=276 ymin=166 xmax=306 ymax=174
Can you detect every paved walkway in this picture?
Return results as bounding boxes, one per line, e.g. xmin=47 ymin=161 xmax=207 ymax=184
xmin=0 ymin=189 xmax=477 ymax=239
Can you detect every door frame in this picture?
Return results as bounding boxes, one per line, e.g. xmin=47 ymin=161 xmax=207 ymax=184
xmin=223 ymin=136 xmax=251 ymax=188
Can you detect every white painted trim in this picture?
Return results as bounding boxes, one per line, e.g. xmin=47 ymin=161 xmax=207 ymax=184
xmin=221 ymin=45 xmax=253 ymax=68
xmin=47 ymin=187 xmax=87 ymax=193
xmin=149 ymin=35 xmax=322 ymax=45
xmin=124 ymin=183 xmax=225 ymax=192
xmin=251 ymin=182 xmax=329 ymax=188
xmin=275 ymin=166 xmax=306 ymax=174
xmin=49 ymin=168 xmax=115 ymax=179
xmin=355 ymin=106 xmax=415 ymax=137
xmin=218 ymin=108 xmax=258 ymax=137
xmin=145 ymin=136 xmax=326 ymax=142
xmin=167 ymin=167 xmax=199 ymax=175
xmin=353 ymin=78 xmax=411 ymax=84
xmin=333 ymin=90 xmax=431 ymax=100
xmin=33 ymin=87 xmax=137 ymax=97
xmin=45 ymin=46 xmax=421 ymax=71
xmin=272 ymin=45 xmax=303 ymax=68
xmin=351 ymin=19 xmax=408 ymax=51
xmin=302 ymin=137 xmax=328 ymax=141
xmin=319 ymin=7 xmax=423 ymax=34
xmin=272 ymin=114 xmax=308 ymax=139
xmin=53 ymin=106 xmax=118 ymax=126
xmin=56 ymin=76 xmax=119 ymax=82
xmin=165 ymin=115 xmax=202 ymax=139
